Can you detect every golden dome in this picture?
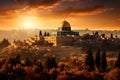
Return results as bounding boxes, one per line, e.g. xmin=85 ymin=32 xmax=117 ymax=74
xmin=62 ymin=20 xmax=71 ymax=28
xmin=61 ymin=20 xmax=71 ymax=31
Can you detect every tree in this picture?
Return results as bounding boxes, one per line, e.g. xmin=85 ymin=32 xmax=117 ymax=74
xmin=100 ymin=51 xmax=107 ymax=72
xmin=44 ymin=32 xmax=47 ymax=36
xmin=95 ymin=49 xmax=100 ymax=70
xmin=35 ymin=61 xmax=43 ymax=73
xmin=0 ymin=38 xmax=10 ymax=49
xmin=85 ymin=49 xmax=95 ymax=71
xmin=46 ymin=32 xmax=50 ymax=36
xmin=39 ymin=30 xmax=42 ymax=36
xmin=15 ymin=54 xmax=21 ymax=64
xmin=44 ymin=56 xmax=51 ymax=70
xmin=101 ymin=33 xmax=105 ymax=38
xmin=25 ymin=57 xmax=32 ymax=66
xmin=115 ymin=53 xmax=120 ymax=68
xmin=44 ymin=56 xmax=57 ymax=70
xmin=50 ymin=56 xmax=57 ymax=68
xmin=110 ymin=33 xmax=113 ymax=39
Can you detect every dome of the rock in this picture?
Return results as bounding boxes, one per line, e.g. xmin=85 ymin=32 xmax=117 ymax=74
xmin=61 ymin=21 xmax=71 ymax=31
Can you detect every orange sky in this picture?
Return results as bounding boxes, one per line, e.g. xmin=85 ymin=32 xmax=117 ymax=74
xmin=0 ymin=0 xmax=120 ymax=30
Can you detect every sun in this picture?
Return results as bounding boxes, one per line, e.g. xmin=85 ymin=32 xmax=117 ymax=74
xmin=21 ymin=16 xmax=39 ymax=29
xmin=22 ymin=20 xmax=36 ymax=29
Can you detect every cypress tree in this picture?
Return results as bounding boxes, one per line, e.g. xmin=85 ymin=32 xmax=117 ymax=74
xmin=115 ymin=53 xmax=120 ymax=68
xmin=35 ymin=61 xmax=43 ymax=73
xmin=15 ymin=54 xmax=21 ymax=64
xmin=44 ymin=56 xmax=51 ymax=70
xmin=95 ymin=49 xmax=100 ymax=69
xmin=85 ymin=49 xmax=95 ymax=71
xmin=25 ymin=57 xmax=32 ymax=66
xmin=50 ymin=56 xmax=57 ymax=68
xmin=44 ymin=32 xmax=47 ymax=36
xmin=39 ymin=30 xmax=42 ymax=36
xmin=44 ymin=56 xmax=57 ymax=70
xmin=100 ymin=51 xmax=107 ymax=72
xmin=46 ymin=32 xmax=50 ymax=36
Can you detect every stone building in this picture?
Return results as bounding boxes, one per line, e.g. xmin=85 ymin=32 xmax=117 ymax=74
xmin=57 ymin=20 xmax=79 ymax=36
xmin=44 ymin=21 xmax=79 ymax=46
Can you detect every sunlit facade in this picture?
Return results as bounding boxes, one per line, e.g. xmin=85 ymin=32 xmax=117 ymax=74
xmin=45 ymin=21 xmax=79 ymax=46
xmin=57 ymin=21 xmax=79 ymax=36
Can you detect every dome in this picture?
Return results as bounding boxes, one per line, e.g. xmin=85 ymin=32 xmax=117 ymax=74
xmin=61 ymin=20 xmax=71 ymax=31
xmin=62 ymin=20 xmax=71 ymax=28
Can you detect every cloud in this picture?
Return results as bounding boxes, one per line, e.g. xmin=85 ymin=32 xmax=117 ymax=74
xmin=0 ymin=0 xmax=62 ymax=11
xmin=28 ymin=0 xmax=61 ymax=6
xmin=0 ymin=0 xmax=27 ymax=11
xmin=51 ymin=6 xmax=113 ymax=17
xmin=0 ymin=0 xmax=116 ymax=19
xmin=14 ymin=0 xmax=62 ymax=8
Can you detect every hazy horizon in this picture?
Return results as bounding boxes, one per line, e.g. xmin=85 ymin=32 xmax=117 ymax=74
xmin=0 ymin=29 xmax=120 ymax=42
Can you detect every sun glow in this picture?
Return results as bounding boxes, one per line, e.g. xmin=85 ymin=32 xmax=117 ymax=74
xmin=20 ymin=16 xmax=39 ymax=29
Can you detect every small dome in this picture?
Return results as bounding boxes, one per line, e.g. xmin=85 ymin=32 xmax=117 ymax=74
xmin=62 ymin=20 xmax=71 ymax=28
